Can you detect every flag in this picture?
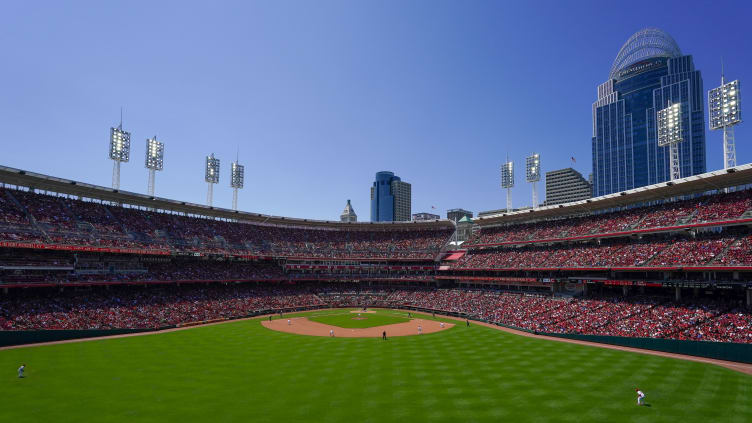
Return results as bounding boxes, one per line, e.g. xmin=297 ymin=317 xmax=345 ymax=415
xmin=571 ymin=156 xmax=576 ymax=164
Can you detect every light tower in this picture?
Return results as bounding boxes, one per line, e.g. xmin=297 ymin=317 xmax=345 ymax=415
xmin=205 ymin=153 xmax=220 ymax=206
xmin=500 ymin=158 xmax=514 ymax=212
xmin=526 ymin=153 xmax=540 ymax=208
xmin=657 ymin=102 xmax=683 ymax=181
xmin=109 ymin=119 xmax=131 ymax=190
xmin=145 ymin=136 xmax=164 ymax=196
xmin=230 ymin=156 xmax=244 ymax=211
xmin=709 ymin=75 xmax=741 ymax=169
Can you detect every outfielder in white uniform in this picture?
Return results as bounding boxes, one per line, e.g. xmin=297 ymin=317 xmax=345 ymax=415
xmin=636 ymin=389 xmax=645 ymax=405
xmin=18 ymin=364 xmax=25 ymax=378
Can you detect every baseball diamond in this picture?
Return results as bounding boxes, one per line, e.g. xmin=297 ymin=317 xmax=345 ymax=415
xmin=1 ymin=307 xmax=751 ymax=423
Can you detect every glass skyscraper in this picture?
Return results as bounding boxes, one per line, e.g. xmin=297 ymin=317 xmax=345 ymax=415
xmin=592 ymin=28 xmax=706 ymax=197
xmin=370 ymin=171 xmax=411 ymax=222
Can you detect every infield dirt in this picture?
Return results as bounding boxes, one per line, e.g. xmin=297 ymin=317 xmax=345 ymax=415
xmin=261 ymin=316 xmax=453 ymax=337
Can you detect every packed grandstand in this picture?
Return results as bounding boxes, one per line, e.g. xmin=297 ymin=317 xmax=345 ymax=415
xmin=1 ymin=165 xmax=751 ymax=345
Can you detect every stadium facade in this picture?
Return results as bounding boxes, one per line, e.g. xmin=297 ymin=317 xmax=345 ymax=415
xmin=592 ymin=28 xmax=706 ymax=197
xmin=370 ymin=171 xmax=411 ymax=222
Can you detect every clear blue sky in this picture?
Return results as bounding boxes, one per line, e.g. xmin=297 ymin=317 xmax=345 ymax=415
xmin=1 ymin=0 xmax=750 ymax=220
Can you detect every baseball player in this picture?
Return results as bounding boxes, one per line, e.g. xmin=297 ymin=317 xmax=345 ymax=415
xmin=440 ymin=322 xmax=445 ymax=329
xmin=418 ymin=325 xmax=422 ymax=335
xmin=287 ymin=319 xmax=291 ymax=326
xmin=18 ymin=364 xmax=25 ymax=378
xmin=635 ymin=389 xmax=645 ymax=406
xmin=329 ymin=329 xmax=334 ymax=337
xmin=382 ymin=331 xmax=387 ymax=340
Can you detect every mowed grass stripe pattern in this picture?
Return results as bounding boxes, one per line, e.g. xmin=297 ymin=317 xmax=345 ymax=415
xmin=0 ymin=310 xmax=749 ymax=423
xmin=307 ymin=309 xmax=410 ymax=328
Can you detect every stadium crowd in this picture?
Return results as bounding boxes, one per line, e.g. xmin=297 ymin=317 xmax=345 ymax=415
xmin=0 ymin=187 xmax=451 ymax=259
xmin=466 ymin=190 xmax=752 ymax=246
xmin=453 ymin=233 xmax=746 ymax=269
xmin=1 ymin=284 xmax=750 ymax=344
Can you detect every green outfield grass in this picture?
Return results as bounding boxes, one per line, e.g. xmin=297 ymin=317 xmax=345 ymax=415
xmin=1 ymin=309 xmax=750 ymax=423
xmin=307 ymin=309 xmax=410 ymax=328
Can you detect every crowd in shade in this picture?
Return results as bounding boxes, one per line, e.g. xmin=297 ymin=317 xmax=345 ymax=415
xmin=453 ymin=233 xmax=747 ymax=269
xmin=0 ymin=187 xmax=451 ymax=259
xmin=386 ymin=289 xmax=752 ymax=344
xmin=466 ymin=190 xmax=752 ymax=246
xmin=0 ymin=258 xmax=288 ymax=285
xmin=1 ymin=285 xmax=751 ymax=344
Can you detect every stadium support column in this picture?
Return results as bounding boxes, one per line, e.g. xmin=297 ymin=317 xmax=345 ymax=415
xmin=675 ymin=287 xmax=681 ymax=301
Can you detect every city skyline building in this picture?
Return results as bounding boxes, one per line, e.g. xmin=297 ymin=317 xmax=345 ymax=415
xmin=340 ymin=199 xmax=357 ymax=222
xmin=447 ymin=208 xmax=473 ymax=223
xmin=412 ymin=212 xmax=440 ymax=221
xmin=545 ymin=168 xmax=592 ymax=206
xmin=592 ymin=28 xmax=706 ymax=197
xmin=370 ymin=171 xmax=411 ymax=222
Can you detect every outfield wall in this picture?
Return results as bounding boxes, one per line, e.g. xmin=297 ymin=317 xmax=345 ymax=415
xmin=541 ymin=332 xmax=752 ymax=364
xmin=0 ymin=328 xmax=158 ymax=348
xmin=396 ymin=305 xmax=752 ymax=364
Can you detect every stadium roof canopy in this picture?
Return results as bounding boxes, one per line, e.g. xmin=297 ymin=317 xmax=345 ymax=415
xmin=476 ymin=164 xmax=752 ymax=227
xmin=609 ymin=28 xmax=681 ymax=80
xmin=0 ymin=165 xmax=452 ymax=231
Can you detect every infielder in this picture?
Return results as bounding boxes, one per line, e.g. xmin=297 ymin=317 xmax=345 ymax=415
xmin=440 ymin=322 xmax=445 ymax=328
xmin=418 ymin=325 xmax=422 ymax=335
xmin=287 ymin=319 xmax=291 ymax=326
xmin=329 ymin=329 xmax=334 ymax=337
xmin=18 ymin=364 xmax=25 ymax=378
xmin=635 ymin=389 xmax=645 ymax=405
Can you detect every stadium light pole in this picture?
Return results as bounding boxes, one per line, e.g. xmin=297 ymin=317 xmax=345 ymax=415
xmin=526 ymin=153 xmax=540 ymax=208
xmin=501 ymin=157 xmax=514 ymax=212
xmin=109 ymin=117 xmax=131 ymax=190
xmin=230 ymin=155 xmax=244 ymax=211
xmin=657 ymin=102 xmax=683 ymax=181
xmin=145 ymin=136 xmax=164 ymax=197
xmin=205 ymin=153 xmax=220 ymax=207
xmin=709 ymin=75 xmax=741 ymax=170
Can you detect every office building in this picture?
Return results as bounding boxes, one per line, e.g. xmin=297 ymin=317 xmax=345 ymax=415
xmin=370 ymin=171 xmax=411 ymax=222
xmin=340 ymin=199 xmax=357 ymax=223
xmin=545 ymin=168 xmax=592 ymax=206
xmin=592 ymin=28 xmax=705 ymax=196
xmin=412 ymin=212 xmax=440 ymax=221
xmin=447 ymin=208 xmax=473 ymax=222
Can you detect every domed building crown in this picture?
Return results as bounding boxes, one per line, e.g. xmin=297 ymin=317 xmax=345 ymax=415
xmin=609 ymin=28 xmax=682 ymax=79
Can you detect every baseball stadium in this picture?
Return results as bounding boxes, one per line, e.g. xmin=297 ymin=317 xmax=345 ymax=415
xmin=2 ymin=4 xmax=752 ymax=421
xmin=1 ymin=164 xmax=752 ymax=422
